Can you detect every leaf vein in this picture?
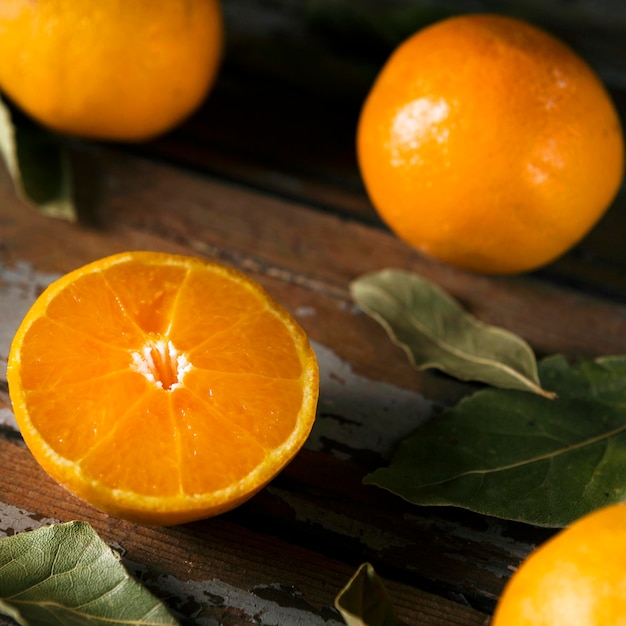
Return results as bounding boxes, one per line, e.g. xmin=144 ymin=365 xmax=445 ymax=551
xmin=423 ymin=422 xmax=626 ymax=487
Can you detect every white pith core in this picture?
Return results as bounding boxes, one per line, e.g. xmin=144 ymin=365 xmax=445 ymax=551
xmin=130 ymin=338 xmax=192 ymax=391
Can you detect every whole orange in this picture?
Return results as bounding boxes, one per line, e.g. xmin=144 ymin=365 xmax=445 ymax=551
xmin=0 ymin=0 xmax=223 ymax=142
xmin=492 ymin=503 xmax=626 ymax=625
xmin=357 ymin=14 xmax=624 ymax=274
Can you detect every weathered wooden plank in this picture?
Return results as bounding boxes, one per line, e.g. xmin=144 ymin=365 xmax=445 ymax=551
xmin=142 ymin=79 xmax=626 ymax=301
xmin=1 ymin=145 xmax=624 ymax=622
xmin=0 ymin=434 xmax=489 ymax=625
xmin=1 ymin=3 xmax=624 ymax=623
xmin=0 ymin=242 xmax=515 ymax=617
xmin=75 ymin=148 xmax=626 ymax=359
xmin=0 ymin=179 xmax=495 ymax=624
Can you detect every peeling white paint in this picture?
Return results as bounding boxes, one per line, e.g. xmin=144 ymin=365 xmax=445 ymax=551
xmin=0 ymin=261 xmax=60 ymax=370
xmin=310 ymin=341 xmax=437 ymax=459
xmin=123 ymin=562 xmax=344 ymax=626
xmin=448 ymin=518 xmax=537 ymax=561
xmin=0 ymin=408 xmax=17 ymax=431
xmin=0 ymin=503 xmax=341 ymax=624
xmin=403 ymin=511 xmax=537 ymax=580
xmin=295 ymin=306 xmax=317 ymax=317
xmin=164 ymin=576 xmax=343 ymax=626
xmin=0 ymin=502 xmax=60 ymax=538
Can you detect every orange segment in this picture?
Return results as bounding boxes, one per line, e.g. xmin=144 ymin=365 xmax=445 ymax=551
xmin=168 ymin=265 xmax=305 ymax=378
xmin=171 ymin=386 xmax=267 ymax=494
xmin=21 ymin=371 xmax=151 ymax=460
xmin=7 ymin=251 xmax=319 ymax=525
xmin=183 ymin=369 xmax=307 ymax=448
xmin=185 ymin=314 xmax=306 ymax=378
xmin=79 ymin=389 xmax=183 ymax=497
xmin=101 ymin=259 xmax=188 ymax=334
xmin=18 ymin=316 xmax=133 ymax=389
xmin=45 ymin=271 xmax=142 ymax=347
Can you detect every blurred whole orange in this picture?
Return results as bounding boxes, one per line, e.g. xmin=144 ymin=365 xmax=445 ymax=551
xmin=357 ymin=13 xmax=624 ymax=274
xmin=0 ymin=0 xmax=223 ymax=141
xmin=492 ymin=503 xmax=626 ymax=625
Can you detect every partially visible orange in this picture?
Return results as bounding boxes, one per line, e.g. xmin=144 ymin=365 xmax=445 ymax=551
xmin=492 ymin=503 xmax=626 ymax=625
xmin=7 ymin=252 xmax=319 ymax=525
xmin=0 ymin=0 xmax=223 ymax=141
xmin=357 ymin=13 xmax=624 ymax=274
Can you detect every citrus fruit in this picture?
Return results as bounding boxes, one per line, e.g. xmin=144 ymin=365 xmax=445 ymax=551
xmin=492 ymin=502 xmax=626 ymax=625
xmin=0 ymin=0 xmax=223 ymax=141
xmin=6 ymin=251 xmax=319 ymax=525
xmin=357 ymin=13 xmax=624 ymax=274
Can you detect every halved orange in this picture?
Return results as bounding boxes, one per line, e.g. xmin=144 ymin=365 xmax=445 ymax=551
xmin=7 ymin=251 xmax=319 ymax=525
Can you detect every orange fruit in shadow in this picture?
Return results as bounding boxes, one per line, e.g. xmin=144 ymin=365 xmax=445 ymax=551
xmin=492 ymin=503 xmax=626 ymax=625
xmin=0 ymin=0 xmax=223 ymax=141
xmin=7 ymin=252 xmax=319 ymax=525
xmin=357 ymin=13 xmax=624 ymax=274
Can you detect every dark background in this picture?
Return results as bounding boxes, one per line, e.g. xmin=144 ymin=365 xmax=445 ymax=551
xmin=139 ymin=0 xmax=626 ymax=299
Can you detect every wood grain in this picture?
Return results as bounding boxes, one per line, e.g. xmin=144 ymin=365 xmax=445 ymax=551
xmin=1 ymin=142 xmax=623 ymax=623
xmin=1 ymin=5 xmax=625 ymax=614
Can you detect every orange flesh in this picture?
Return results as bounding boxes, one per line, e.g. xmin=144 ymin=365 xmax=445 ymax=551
xmin=13 ymin=256 xmax=313 ymax=504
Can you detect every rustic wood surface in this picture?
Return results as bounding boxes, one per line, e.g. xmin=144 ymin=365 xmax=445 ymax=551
xmin=2 ymin=142 xmax=625 ymax=624
xmin=1 ymin=2 xmax=626 ymax=624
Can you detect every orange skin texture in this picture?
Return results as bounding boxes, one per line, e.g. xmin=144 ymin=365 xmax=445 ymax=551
xmin=492 ymin=503 xmax=626 ymax=625
xmin=0 ymin=0 xmax=223 ymax=141
xmin=357 ymin=14 xmax=625 ymax=274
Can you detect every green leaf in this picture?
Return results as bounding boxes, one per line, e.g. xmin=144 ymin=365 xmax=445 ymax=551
xmin=350 ymin=269 xmax=554 ymax=398
xmin=334 ymin=563 xmax=399 ymax=626
xmin=0 ymin=94 xmax=75 ymax=221
xmin=365 ymin=355 xmax=626 ymax=527
xmin=0 ymin=521 xmax=179 ymax=625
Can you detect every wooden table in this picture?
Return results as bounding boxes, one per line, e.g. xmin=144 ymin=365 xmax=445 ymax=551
xmin=1 ymin=13 xmax=626 ymax=623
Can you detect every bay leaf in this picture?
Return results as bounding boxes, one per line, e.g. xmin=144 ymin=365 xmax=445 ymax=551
xmin=334 ymin=563 xmax=399 ymax=626
xmin=350 ymin=269 xmax=554 ymax=398
xmin=365 ymin=355 xmax=626 ymax=527
xmin=0 ymin=94 xmax=75 ymax=221
xmin=0 ymin=521 xmax=179 ymax=625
